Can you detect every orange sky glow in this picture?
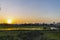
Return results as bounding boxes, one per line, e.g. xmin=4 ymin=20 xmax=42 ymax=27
xmin=0 ymin=16 xmax=60 ymax=24
xmin=0 ymin=0 xmax=60 ymax=24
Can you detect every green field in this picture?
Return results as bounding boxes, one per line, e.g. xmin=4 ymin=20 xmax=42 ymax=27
xmin=0 ymin=25 xmax=60 ymax=40
xmin=0 ymin=26 xmax=45 ymax=28
xmin=0 ymin=26 xmax=49 ymax=30
xmin=0 ymin=30 xmax=60 ymax=40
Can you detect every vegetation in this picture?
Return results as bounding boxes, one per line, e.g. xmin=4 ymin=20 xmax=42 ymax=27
xmin=0 ymin=24 xmax=60 ymax=40
xmin=0 ymin=30 xmax=60 ymax=40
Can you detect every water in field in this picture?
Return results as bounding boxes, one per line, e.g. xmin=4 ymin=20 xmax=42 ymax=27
xmin=0 ymin=28 xmax=43 ymax=30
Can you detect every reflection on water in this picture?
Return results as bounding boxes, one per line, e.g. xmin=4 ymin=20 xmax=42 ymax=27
xmin=0 ymin=28 xmax=43 ymax=30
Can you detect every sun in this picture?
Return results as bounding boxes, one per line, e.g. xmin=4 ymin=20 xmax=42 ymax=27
xmin=7 ymin=19 xmax=12 ymax=24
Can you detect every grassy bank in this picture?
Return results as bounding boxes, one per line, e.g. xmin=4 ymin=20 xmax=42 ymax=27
xmin=0 ymin=30 xmax=60 ymax=40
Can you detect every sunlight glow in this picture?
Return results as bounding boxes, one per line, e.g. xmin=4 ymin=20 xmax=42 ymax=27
xmin=7 ymin=19 xmax=12 ymax=24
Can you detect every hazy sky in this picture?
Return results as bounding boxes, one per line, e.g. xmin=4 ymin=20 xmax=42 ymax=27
xmin=0 ymin=0 xmax=60 ymax=23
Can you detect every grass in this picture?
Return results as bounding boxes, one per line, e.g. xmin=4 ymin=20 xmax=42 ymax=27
xmin=0 ymin=26 xmax=60 ymax=40
xmin=44 ymin=31 xmax=60 ymax=40
xmin=0 ymin=30 xmax=60 ymax=40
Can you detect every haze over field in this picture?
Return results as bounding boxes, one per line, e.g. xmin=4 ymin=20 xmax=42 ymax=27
xmin=0 ymin=0 xmax=60 ymax=24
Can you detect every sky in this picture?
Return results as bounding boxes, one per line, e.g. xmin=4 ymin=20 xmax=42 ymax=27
xmin=0 ymin=0 xmax=60 ymax=24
